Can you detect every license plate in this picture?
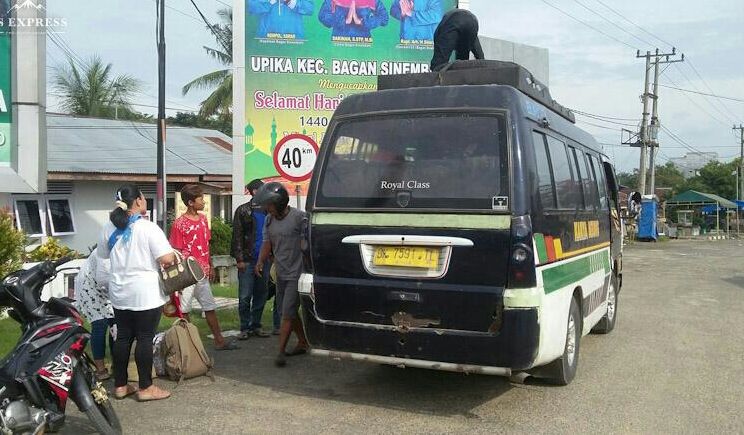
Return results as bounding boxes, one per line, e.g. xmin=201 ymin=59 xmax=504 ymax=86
xmin=373 ymin=246 xmax=439 ymax=269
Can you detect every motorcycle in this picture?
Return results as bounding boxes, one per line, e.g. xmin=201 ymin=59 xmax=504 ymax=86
xmin=0 ymin=257 xmax=121 ymax=435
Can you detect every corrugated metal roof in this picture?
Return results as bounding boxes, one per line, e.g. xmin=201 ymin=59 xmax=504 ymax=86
xmin=47 ymin=114 xmax=232 ymax=176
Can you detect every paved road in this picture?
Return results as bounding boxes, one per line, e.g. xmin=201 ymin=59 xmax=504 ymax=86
xmin=65 ymin=240 xmax=744 ymax=434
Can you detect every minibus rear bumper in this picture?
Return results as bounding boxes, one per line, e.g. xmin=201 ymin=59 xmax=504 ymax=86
xmin=300 ymin=295 xmax=539 ymax=371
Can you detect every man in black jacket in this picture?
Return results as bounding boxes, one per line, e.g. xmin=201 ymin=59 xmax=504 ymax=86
xmin=430 ymin=8 xmax=484 ymax=71
xmin=231 ymin=179 xmax=273 ymax=339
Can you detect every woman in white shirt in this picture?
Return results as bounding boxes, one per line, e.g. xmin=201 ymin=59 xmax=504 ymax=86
xmin=98 ymin=184 xmax=175 ymax=402
xmin=73 ymin=248 xmax=114 ymax=380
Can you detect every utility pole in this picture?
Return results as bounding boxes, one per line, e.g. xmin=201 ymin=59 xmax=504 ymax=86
xmin=648 ymin=50 xmax=684 ymax=195
xmin=156 ymin=0 xmax=167 ymax=229
xmin=632 ymin=49 xmax=684 ymax=196
xmin=735 ymin=124 xmax=744 ymax=234
xmin=735 ymin=124 xmax=744 ymax=201
xmin=636 ymin=51 xmax=652 ymax=196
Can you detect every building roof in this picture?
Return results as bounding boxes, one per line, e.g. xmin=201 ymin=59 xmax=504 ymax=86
xmin=47 ymin=114 xmax=232 ymax=176
xmin=666 ymin=190 xmax=737 ymax=209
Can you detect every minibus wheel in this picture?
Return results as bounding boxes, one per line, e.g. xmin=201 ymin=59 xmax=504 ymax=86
xmin=592 ymin=273 xmax=618 ymax=334
xmin=546 ymin=295 xmax=581 ymax=385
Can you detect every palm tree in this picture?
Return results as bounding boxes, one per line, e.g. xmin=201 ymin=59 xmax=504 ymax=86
xmin=53 ymin=55 xmax=142 ymax=119
xmin=182 ymin=8 xmax=232 ymax=120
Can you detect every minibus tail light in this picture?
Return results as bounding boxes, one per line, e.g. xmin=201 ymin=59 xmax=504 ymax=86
xmin=508 ymin=216 xmax=536 ymax=288
xmin=301 ymin=215 xmax=314 ymax=274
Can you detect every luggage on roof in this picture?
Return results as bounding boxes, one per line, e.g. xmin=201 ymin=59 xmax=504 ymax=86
xmin=377 ymin=60 xmax=575 ymax=123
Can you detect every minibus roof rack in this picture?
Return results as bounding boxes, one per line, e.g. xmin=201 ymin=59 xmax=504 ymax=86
xmin=377 ymin=60 xmax=576 ymax=124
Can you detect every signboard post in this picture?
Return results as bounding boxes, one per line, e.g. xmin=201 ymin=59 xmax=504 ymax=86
xmin=0 ymin=1 xmax=46 ymax=194
xmin=272 ymin=133 xmax=318 ymax=209
xmin=0 ymin=15 xmax=12 ymax=168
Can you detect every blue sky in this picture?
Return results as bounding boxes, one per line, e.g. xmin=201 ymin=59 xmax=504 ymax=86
xmin=45 ymin=0 xmax=744 ymax=173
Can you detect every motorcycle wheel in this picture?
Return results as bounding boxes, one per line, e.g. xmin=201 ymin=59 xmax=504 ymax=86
xmin=84 ymin=398 xmax=122 ymax=435
xmin=80 ymin=354 xmax=122 ymax=435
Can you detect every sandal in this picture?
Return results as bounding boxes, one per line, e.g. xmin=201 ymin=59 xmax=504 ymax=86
xmin=137 ymin=385 xmax=171 ymax=402
xmin=251 ymin=329 xmax=271 ymax=338
xmin=286 ymin=347 xmax=309 ymax=357
xmin=274 ymin=353 xmax=287 ymax=367
xmin=237 ymin=331 xmax=250 ymax=341
xmin=215 ymin=340 xmax=239 ymax=351
xmin=95 ymin=369 xmax=111 ymax=381
xmin=113 ymin=385 xmax=138 ymax=400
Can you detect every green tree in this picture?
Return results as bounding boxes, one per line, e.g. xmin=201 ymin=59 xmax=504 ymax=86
xmin=617 ymin=163 xmax=686 ymax=193
xmin=655 ymin=162 xmax=686 ymax=191
xmin=677 ymin=160 xmax=739 ymax=200
xmin=0 ymin=211 xmax=25 ymax=279
xmin=53 ymin=55 xmax=145 ymax=120
xmin=167 ymin=112 xmax=230 ymax=136
xmin=209 ymin=217 xmax=232 ymax=256
xmin=616 ymin=171 xmax=639 ymax=189
xmin=182 ymin=8 xmax=232 ymax=123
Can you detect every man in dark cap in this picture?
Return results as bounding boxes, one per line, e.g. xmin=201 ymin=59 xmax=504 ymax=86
xmin=430 ymin=8 xmax=484 ymax=71
xmin=231 ymin=179 xmax=273 ymax=339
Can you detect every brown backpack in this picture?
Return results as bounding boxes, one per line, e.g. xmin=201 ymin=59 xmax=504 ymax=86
xmin=161 ymin=318 xmax=214 ymax=382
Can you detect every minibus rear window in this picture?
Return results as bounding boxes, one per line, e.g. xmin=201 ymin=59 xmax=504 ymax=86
xmin=316 ymin=113 xmax=509 ymax=210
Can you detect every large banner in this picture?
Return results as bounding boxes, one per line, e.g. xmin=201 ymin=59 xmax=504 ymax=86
xmin=244 ymin=0 xmax=457 ymax=189
xmin=0 ymin=0 xmax=11 ymax=168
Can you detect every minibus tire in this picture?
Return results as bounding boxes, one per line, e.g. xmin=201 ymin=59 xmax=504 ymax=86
xmin=546 ymin=296 xmax=581 ymax=385
xmin=592 ymin=274 xmax=618 ymax=334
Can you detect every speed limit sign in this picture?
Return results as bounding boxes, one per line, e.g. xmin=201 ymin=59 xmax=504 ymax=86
xmin=273 ymin=134 xmax=319 ymax=182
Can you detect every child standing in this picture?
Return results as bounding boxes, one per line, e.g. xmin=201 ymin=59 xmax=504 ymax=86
xmin=170 ymin=185 xmax=238 ymax=351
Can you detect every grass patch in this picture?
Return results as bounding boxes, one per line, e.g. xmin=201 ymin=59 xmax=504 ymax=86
xmin=211 ymin=284 xmax=237 ymax=299
xmin=0 ymin=315 xmax=22 ymax=356
xmin=0 ymin=304 xmax=276 ymax=357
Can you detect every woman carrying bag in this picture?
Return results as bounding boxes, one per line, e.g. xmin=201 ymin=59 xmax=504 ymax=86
xmin=98 ymin=184 xmax=176 ymax=402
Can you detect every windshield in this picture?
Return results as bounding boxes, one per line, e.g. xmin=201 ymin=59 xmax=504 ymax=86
xmin=316 ymin=113 xmax=509 ymax=210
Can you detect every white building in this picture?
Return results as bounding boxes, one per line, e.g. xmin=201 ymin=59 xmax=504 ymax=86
xmin=669 ymin=152 xmax=719 ymax=178
xmin=2 ymin=114 xmax=233 ymax=253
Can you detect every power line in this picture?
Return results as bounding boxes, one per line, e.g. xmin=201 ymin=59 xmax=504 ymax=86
xmin=672 ymin=63 xmax=738 ymax=124
xmin=662 ymin=76 xmax=733 ymax=129
xmin=188 ymin=0 xmax=232 ymax=55
xmin=47 ymin=93 xmax=197 ymax=113
xmin=570 ymin=109 xmax=641 ymax=122
xmin=686 ymin=59 xmax=741 ymax=120
xmin=574 ymin=112 xmax=639 ymax=128
xmin=150 ymin=0 xmax=202 ymax=23
xmin=660 ymin=125 xmax=706 ymax=155
xmin=657 ymin=83 xmax=744 ymax=104
xmin=576 ymin=119 xmax=624 ymax=131
xmin=539 ymin=0 xmax=637 ymax=50
xmin=594 ymin=0 xmax=676 ymax=50
xmin=570 ymin=0 xmax=652 ymax=49
xmin=590 ymin=1 xmax=741 ymax=125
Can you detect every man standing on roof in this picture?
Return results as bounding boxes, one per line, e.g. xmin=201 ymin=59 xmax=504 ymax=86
xmin=430 ymin=8 xmax=484 ymax=71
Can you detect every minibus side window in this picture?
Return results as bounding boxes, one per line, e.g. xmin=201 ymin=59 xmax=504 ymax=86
xmin=546 ymin=136 xmax=577 ymax=210
xmin=569 ymin=146 xmax=587 ymax=209
xmin=582 ymin=152 xmax=600 ymax=210
xmin=588 ymin=154 xmax=609 ymax=210
xmin=532 ymin=131 xmax=557 ymax=209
